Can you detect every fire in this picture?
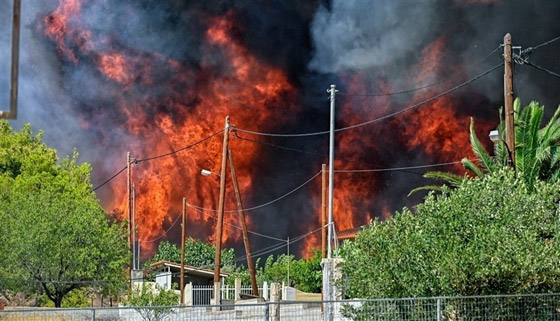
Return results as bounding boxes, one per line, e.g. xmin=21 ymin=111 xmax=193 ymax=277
xmin=98 ymin=53 xmax=133 ymax=85
xmin=41 ymin=0 xmax=500 ymax=260
xmin=42 ymin=2 xmax=297 ymax=254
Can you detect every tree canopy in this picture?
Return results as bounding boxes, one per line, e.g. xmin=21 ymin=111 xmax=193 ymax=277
xmin=343 ymin=168 xmax=560 ymax=299
xmin=0 ymin=120 xmax=128 ymax=307
xmin=144 ymin=239 xmax=236 ymax=271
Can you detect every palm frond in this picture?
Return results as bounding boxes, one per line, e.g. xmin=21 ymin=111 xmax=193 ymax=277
xmin=461 ymin=158 xmax=485 ymax=177
xmin=423 ymin=171 xmax=464 ymax=187
xmin=408 ymin=185 xmax=449 ymax=197
xmin=468 ymin=118 xmax=496 ymax=174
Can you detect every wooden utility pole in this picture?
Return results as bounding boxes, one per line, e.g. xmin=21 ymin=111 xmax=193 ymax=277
xmin=180 ymin=197 xmax=187 ymax=305
xmin=1 ymin=0 xmax=20 ymax=119
xmin=504 ymin=33 xmax=515 ymax=166
xmin=126 ymin=152 xmax=132 ymax=290
xmin=321 ymin=164 xmax=327 ymax=258
xmin=213 ymin=116 xmax=230 ymax=303
xmin=228 ymin=150 xmax=259 ymax=296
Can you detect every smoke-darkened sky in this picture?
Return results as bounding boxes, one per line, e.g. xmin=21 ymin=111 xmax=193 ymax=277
xmin=1 ymin=0 xmax=559 ymax=258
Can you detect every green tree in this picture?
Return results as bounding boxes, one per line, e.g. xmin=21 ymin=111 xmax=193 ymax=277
xmin=411 ymin=99 xmax=560 ymax=195
xmin=257 ymin=250 xmax=323 ymax=293
xmin=126 ymin=283 xmax=179 ymax=321
xmin=344 ymin=169 xmax=560 ymax=299
xmin=144 ymin=239 xmax=236 ymax=271
xmin=0 ymin=120 xmax=128 ymax=307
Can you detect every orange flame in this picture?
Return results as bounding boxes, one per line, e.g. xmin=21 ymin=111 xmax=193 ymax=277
xmin=43 ymin=2 xmax=297 ymax=255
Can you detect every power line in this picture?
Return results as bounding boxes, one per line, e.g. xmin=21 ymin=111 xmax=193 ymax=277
xmin=139 ymin=214 xmax=182 ymax=243
xmin=232 ymin=63 xmax=502 ymax=138
xmin=339 ymin=47 xmax=500 ymax=97
xmin=136 ymin=129 xmax=224 ymax=163
xmin=334 ymin=63 xmax=503 ymax=133
xmin=525 ymin=61 xmax=560 ymax=80
xmin=333 ymin=160 xmax=465 ymax=173
xmin=521 ymin=35 xmax=560 ymax=55
xmin=189 ymin=206 xmax=286 ymax=242
xmin=91 ymin=129 xmax=224 ymax=192
xmin=187 ymin=170 xmax=322 ymax=213
xmin=92 ymin=166 xmax=127 ymax=191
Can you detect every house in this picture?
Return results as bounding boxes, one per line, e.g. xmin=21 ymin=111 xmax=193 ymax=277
xmin=150 ymin=260 xmax=228 ymax=291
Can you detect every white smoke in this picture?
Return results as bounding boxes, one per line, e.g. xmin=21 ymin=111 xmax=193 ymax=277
xmin=309 ymin=0 xmax=440 ymax=73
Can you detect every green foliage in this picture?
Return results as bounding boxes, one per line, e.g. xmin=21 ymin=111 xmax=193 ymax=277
xmin=343 ymin=169 xmax=560 ymax=299
xmin=412 ymin=99 xmax=560 ymax=195
xmin=37 ymin=288 xmax=90 ymax=308
xmin=143 ymin=239 xmax=236 ymax=271
xmin=126 ymin=283 xmax=179 ymax=321
xmin=257 ymin=250 xmax=323 ymax=293
xmin=0 ymin=120 xmax=128 ymax=307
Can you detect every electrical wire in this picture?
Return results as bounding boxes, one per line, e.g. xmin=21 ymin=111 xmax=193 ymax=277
xmin=187 ymin=170 xmax=322 ymax=213
xmin=189 ymin=206 xmax=286 ymax=242
xmin=91 ymin=129 xmax=224 ymax=192
xmin=521 ymin=35 xmax=560 ymax=55
xmin=525 ymin=61 xmax=560 ymax=80
xmin=136 ymin=129 xmax=224 ymax=163
xmin=231 ymin=63 xmax=503 ymax=137
xmin=139 ymin=214 xmax=182 ymax=243
xmin=338 ymin=47 xmax=500 ymax=97
xmin=333 ymin=160 xmax=465 ymax=173
xmin=92 ymin=166 xmax=127 ymax=191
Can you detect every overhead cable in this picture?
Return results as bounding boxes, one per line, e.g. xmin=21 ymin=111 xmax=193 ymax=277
xmin=92 ymin=166 xmax=127 ymax=191
xmin=333 ymin=160 xmax=465 ymax=173
xmin=139 ymin=214 xmax=182 ymax=243
xmin=187 ymin=170 xmax=322 ymax=213
xmin=525 ymin=61 xmax=560 ymax=80
xmin=232 ymin=63 xmax=503 ymax=137
xmin=189 ymin=206 xmax=286 ymax=242
xmin=91 ymin=129 xmax=224 ymax=192
xmin=521 ymin=35 xmax=560 ymax=55
xmin=339 ymin=47 xmax=500 ymax=97
xmin=136 ymin=129 xmax=224 ymax=163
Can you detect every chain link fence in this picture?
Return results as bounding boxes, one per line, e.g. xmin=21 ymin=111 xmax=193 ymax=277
xmin=1 ymin=293 xmax=559 ymax=320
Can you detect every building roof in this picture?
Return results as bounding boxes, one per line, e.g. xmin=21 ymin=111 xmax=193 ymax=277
xmin=150 ymin=260 xmax=229 ymax=278
xmin=337 ymin=227 xmax=361 ymax=241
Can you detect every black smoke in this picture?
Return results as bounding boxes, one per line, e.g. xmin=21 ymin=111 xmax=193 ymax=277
xmin=1 ymin=0 xmax=559 ymax=259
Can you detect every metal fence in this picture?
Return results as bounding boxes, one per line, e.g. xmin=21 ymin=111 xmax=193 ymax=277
xmin=191 ymin=285 xmax=264 ymax=305
xmin=1 ymin=293 xmax=560 ymax=320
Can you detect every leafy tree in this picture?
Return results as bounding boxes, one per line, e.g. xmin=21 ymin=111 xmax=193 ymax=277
xmin=0 ymin=120 xmax=128 ymax=307
xmin=257 ymin=250 xmax=323 ymax=293
xmin=126 ymin=282 xmax=179 ymax=321
xmin=343 ymin=169 xmax=560 ymax=299
xmin=143 ymin=239 xmax=236 ymax=271
xmin=411 ymin=99 xmax=560 ymax=195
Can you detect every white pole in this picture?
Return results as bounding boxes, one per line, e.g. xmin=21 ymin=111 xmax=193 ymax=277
xmin=327 ymin=84 xmax=337 ymax=259
xmin=132 ymin=184 xmax=136 ymax=269
xmin=287 ymin=237 xmax=290 ymax=286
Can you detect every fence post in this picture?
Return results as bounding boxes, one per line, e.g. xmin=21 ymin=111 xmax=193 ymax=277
xmin=270 ymin=283 xmax=281 ymax=321
xmin=264 ymin=302 xmax=270 ymax=321
xmin=235 ymin=277 xmax=241 ymax=300
xmin=263 ymin=281 xmax=268 ymax=300
xmin=91 ymin=308 xmax=95 ymax=321
xmin=436 ymin=298 xmax=441 ymax=321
